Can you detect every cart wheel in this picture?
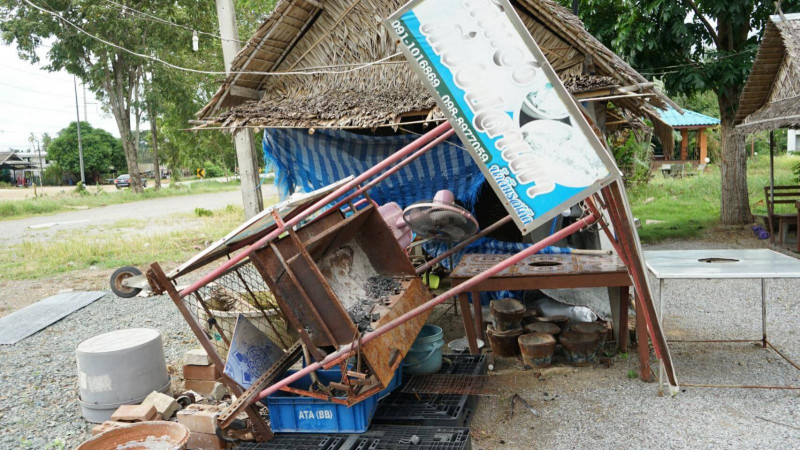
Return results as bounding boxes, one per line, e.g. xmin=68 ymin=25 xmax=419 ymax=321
xmin=110 ymin=266 xmax=143 ymax=298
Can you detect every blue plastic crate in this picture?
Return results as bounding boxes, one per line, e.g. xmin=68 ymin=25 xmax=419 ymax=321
xmin=267 ymin=365 xmax=401 ymax=433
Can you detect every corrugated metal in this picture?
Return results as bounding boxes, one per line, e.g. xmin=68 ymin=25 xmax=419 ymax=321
xmin=657 ymin=106 xmax=720 ymax=128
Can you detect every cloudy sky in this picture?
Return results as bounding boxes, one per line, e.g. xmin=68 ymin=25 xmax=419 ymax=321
xmin=0 ymin=42 xmax=121 ymax=152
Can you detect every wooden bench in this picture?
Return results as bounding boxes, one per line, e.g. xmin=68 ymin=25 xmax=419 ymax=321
xmin=764 ymin=185 xmax=800 ymax=245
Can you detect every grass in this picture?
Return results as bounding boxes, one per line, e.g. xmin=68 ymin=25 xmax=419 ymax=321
xmin=629 ymin=154 xmax=800 ymax=243
xmin=0 ymin=180 xmax=244 ymax=221
xmin=0 ymin=199 xmax=277 ymax=281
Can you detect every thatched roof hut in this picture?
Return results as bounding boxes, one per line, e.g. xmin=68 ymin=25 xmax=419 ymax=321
xmin=735 ymin=13 xmax=800 ymax=134
xmin=197 ymin=0 xmax=674 ymax=132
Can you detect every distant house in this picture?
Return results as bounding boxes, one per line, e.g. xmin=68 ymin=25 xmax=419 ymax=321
xmin=14 ymin=151 xmax=49 ymax=177
xmin=0 ymin=151 xmax=34 ymax=185
xmin=736 ymin=13 xmax=800 ymax=134
xmin=653 ymin=106 xmax=720 ymax=163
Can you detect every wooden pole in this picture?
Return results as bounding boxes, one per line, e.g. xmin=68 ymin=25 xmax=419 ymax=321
xmin=699 ymin=128 xmax=708 ymax=163
xmin=680 ymin=129 xmax=689 ymax=161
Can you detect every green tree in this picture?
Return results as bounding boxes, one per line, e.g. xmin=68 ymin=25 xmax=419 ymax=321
xmin=47 ymin=121 xmax=126 ymax=183
xmin=563 ymin=0 xmax=800 ymax=224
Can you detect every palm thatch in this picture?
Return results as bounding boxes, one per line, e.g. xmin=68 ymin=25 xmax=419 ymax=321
xmin=736 ymin=13 xmax=800 ymax=134
xmin=198 ymin=0 xmax=671 ymax=131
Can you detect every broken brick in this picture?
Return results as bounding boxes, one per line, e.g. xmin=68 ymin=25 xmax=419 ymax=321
xmin=177 ymin=404 xmax=223 ymax=434
xmin=183 ymin=364 xmax=220 ymax=381
xmin=141 ymin=391 xmax=180 ymax=419
xmin=110 ymin=404 xmax=159 ymax=422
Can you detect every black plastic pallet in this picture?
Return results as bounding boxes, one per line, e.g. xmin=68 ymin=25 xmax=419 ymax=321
xmin=239 ymin=426 xmax=472 ymax=450
xmin=373 ymin=354 xmax=486 ymax=427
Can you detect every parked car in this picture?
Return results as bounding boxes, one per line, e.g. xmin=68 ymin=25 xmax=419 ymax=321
xmin=114 ymin=174 xmax=147 ymax=189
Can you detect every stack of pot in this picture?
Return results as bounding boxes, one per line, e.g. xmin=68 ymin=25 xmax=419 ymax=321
xmin=486 ymin=299 xmax=525 ymax=357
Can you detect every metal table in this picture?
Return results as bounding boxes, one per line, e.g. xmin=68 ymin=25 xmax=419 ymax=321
xmin=451 ymin=253 xmax=637 ymax=362
xmin=645 ymin=249 xmax=800 ymax=393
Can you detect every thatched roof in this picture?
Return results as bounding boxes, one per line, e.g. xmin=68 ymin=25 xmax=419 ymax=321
xmin=198 ymin=0 xmax=672 ymax=130
xmin=736 ymin=13 xmax=800 ymax=134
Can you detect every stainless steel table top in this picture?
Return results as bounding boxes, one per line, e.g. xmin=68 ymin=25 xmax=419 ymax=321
xmin=644 ymin=249 xmax=800 ymax=279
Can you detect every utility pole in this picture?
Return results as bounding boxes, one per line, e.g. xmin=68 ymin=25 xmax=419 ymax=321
xmin=215 ymin=0 xmax=263 ymax=219
xmin=83 ymin=82 xmax=88 ymax=123
xmin=36 ymin=139 xmax=43 ymax=187
xmin=73 ymin=76 xmax=86 ymax=184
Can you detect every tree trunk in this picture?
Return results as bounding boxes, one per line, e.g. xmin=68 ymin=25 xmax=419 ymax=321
xmin=105 ymin=59 xmax=143 ymax=194
xmin=718 ymin=94 xmax=752 ymax=225
xmin=147 ymin=101 xmax=161 ymax=190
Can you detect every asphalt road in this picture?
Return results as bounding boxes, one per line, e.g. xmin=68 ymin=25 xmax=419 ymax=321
xmin=0 ymin=185 xmax=277 ymax=246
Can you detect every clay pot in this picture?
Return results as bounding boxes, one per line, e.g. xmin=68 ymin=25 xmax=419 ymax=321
xmin=487 ymin=325 xmax=523 ymax=357
xmin=490 ymin=299 xmax=526 ymax=331
xmin=77 ymin=421 xmax=190 ymax=450
xmin=571 ymin=322 xmax=608 ymax=345
xmin=518 ymin=333 xmax=557 ymax=368
xmin=523 ymin=322 xmax=560 ymax=336
xmin=559 ymin=330 xmax=602 ymax=366
xmin=535 ymin=315 xmax=569 ymax=333
xmin=521 ymin=308 xmax=539 ymax=326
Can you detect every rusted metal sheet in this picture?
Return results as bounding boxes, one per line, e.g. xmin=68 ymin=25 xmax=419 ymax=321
xmin=362 ymin=277 xmax=432 ymax=387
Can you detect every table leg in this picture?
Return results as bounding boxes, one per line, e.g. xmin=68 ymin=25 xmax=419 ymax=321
xmin=619 ymin=286 xmax=629 ymax=351
xmin=634 ymin=290 xmax=653 ymax=382
xmin=458 ymin=293 xmax=479 ymax=354
xmin=608 ymin=286 xmax=623 ymax=352
xmin=761 ymin=278 xmax=767 ymax=348
xmin=471 ymin=291 xmax=484 ymax=344
xmin=658 ymin=278 xmax=665 ymax=396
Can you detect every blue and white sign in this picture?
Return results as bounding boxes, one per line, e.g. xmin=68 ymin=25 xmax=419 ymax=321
xmin=387 ymin=0 xmax=619 ymax=234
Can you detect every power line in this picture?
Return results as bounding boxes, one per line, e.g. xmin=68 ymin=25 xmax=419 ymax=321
xmin=637 ymin=48 xmax=757 ymax=76
xmin=0 ymin=80 xmax=92 ymax=99
xmin=101 ymin=0 xmax=245 ymax=44
xmin=0 ymin=100 xmax=94 ymax=113
xmin=21 ymin=0 xmax=404 ymax=77
xmin=0 ymin=63 xmax=74 ymax=81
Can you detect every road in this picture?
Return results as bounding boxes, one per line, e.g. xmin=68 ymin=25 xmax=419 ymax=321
xmin=0 ymin=185 xmax=277 ymax=246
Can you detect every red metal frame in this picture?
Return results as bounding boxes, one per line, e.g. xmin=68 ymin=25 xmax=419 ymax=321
xmin=156 ymin=118 xmax=679 ymax=432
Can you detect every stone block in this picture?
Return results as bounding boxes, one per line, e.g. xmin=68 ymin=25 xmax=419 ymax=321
xmin=110 ymin=404 xmax=158 ymax=422
xmin=141 ymin=391 xmax=180 ymax=419
xmin=186 ymin=431 xmax=230 ymax=450
xmin=184 ymin=379 xmax=220 ymax=395
xmin=177 ymin=404 xmax=222 ymax=434
xmin=184 ymin=348 xmax=211 ymax=366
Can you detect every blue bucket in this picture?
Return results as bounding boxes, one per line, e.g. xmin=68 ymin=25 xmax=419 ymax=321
xmin=403 ymin=325 xmax=444 ymax=375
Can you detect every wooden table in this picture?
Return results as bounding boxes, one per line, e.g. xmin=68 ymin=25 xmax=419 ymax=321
xmin=451 ymin=253 xmax=634 ymax=357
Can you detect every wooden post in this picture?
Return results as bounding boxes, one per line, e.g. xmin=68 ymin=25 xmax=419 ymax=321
xmin=680 ymin=129 xmax=689 ymax=161
xmin=699 ymin=128 xmax=708 ymax=163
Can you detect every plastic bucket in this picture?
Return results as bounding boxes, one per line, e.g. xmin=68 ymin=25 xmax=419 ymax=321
xmin=403 ymin=325 xmax=444 ymax=375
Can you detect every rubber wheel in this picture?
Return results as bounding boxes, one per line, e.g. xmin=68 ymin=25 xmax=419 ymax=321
xmin=110 ymin=266 xmax=143 ymax=298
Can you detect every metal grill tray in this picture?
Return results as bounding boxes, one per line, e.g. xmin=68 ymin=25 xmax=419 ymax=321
xmin=237 ymin=425 xmax=472 ymax=450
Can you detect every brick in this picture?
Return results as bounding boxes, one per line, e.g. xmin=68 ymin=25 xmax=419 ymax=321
xmin=91 ymin=421 xmax=129 ymax=436
xmin=177 ymin=404 xmax=222 ymax=434
xmin=110 ymin=404 xmax=159 ymax=422
xmin=186 ymin=431 xmax=230 ymax=450
xmin=184 ymin=349 xmax=211 ymax=366
xmin=141 ymin=391 xmax=180 ymax=420
xmin=183 ymin=364 xmax=220 ymax=381
xmin=184 ymin=379 xmax=221 ymax=395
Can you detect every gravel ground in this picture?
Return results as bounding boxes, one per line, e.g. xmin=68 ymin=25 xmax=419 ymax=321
xmin=0 ymin=238 xmax=798 ymax=449
xmin=0 ymin=293 xmax=195 ymax=449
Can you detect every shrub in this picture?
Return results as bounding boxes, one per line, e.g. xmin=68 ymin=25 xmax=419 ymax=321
xmin=609 ymin=132 xmax=653 ymax=186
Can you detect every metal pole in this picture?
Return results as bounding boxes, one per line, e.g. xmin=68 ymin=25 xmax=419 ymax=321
xmin=73 ymin=76 xmax=85 ymax=185
xmin=255 ymin=211 xmax=599 ymax=402
xmin=215 ymin=0 xmax=263 ymax=218
xmin=572 ymin=0 xmax=579 ymax=15
xmin=761 ymin=278 xmax=767 ymax=348
xmin=770 ymin=130 xmax=775 ymax=213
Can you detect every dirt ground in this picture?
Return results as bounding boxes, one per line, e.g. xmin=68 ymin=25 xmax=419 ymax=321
xmin=0 ymin=267 xmax=111 ymax=316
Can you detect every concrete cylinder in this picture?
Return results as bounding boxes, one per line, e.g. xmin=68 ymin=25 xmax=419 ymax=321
xmin=76 ymin=328 xmax=170 ymax=423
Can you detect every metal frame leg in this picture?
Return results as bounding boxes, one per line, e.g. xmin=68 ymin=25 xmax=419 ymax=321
xmin=761 ymin=278 xmax=767 ymax=348
xmin=658 ymin=278 xmax=665 ymax=396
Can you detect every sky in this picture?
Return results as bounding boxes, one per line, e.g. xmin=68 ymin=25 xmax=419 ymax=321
xmin=0 ymin=42 xmax=121 ymax=153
